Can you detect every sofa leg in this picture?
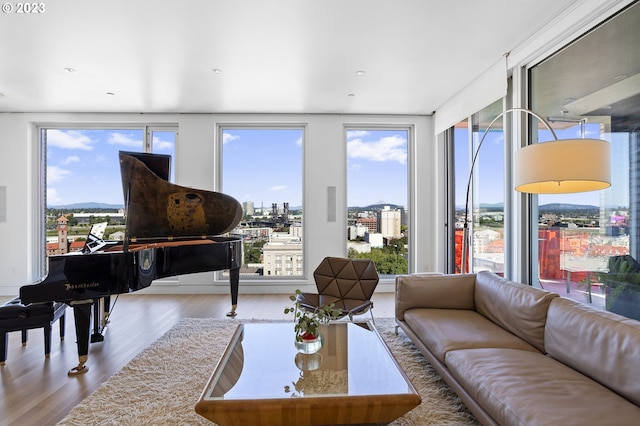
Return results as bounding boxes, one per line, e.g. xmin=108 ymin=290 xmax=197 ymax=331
xmin=395 ymin=325 xmax=399 ymax=335
xmin=21 ymin=329 xmax=27 ymax=346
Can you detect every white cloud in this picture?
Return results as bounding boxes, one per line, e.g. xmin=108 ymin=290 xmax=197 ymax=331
xmin=347 ymin=135 xmax=407 ymax=164
xmin=295 ymin=137 xmax=303 ymax=146
xmin=62 ymin=155 xmax=80 ymax=165
xmin=47 ymin=187 xmax=62 ymax=205
xmin=223 ymin=133 xmax=240 ymax=144
xmin=269 ymin=185 xmax=287 ymax=191
xmin=153 ymin=136 xmax=174 ymax=151
xmin=108 ymin=132 xmax=143 ymax=148
xmin=347 ymin=130 xmax=370 ymax=140
xmin=47 ymin=166 xmax=72 ymax=183
xmin=47 ymin=129 xmax=95 ymax=150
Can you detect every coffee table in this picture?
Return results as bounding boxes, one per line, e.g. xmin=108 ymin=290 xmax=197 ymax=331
xmin=195 ymin=321 xmax=420 ymax=426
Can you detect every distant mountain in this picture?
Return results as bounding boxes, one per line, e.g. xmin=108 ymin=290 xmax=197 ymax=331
xmin=539 ymin=203 xmax=598 ymax=211
xmin=455 ymin=202 xmax=600 ymax=211
xmin=350 ymin=203 xmax=404 ymax=210
xmin=48 ymin=202 xmax=124 ymax=210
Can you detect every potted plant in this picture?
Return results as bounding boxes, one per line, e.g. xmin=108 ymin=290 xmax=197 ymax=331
xmin=284 ymin=289 xmax=341 ymax=350
xmin=598 ymin=255 xmax=640 ymax=320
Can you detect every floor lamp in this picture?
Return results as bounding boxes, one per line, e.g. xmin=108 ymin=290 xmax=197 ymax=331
xmin=461 ymin=107 xmax=611 ymax=274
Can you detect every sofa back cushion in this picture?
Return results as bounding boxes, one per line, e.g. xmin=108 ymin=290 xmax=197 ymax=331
xmin=545 ymin=297 xmax=640 ymax=405
xmin=475 ymin=271 xmax=558 ymax=352
xmin=395 ymin=273 xmax=475 ymax=321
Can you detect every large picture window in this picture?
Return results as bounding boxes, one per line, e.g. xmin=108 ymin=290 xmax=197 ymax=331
xmin=42 ymin=127 xmax=176 ymax=259
xmin=346 ymin=128 xmax=409 ymax=276
xmin=221 ymin=127 xmax=304 ymax=278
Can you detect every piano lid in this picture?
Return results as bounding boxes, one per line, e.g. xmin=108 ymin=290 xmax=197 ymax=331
xmin=119 ymin=151 xmax=243 ymax=240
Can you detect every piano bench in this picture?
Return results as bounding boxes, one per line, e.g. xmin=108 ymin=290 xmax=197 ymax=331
xmin=0 ymin=297 xmax=67 ymax=366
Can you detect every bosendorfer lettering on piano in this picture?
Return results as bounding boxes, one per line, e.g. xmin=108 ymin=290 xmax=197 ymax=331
xmin=20 ymin=151 xmax=243 ymax=376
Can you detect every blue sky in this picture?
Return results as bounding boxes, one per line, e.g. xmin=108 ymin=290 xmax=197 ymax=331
xmin=46 ymin=123 xmax=620 ymax=210
xmin=454 ymin=122 xmax=624 ymax=209
xmin=47 ymin=127 xmax=408 ymax=209
xmin=46 ymin=129 xmax=174 ymax=206
xmin=222 ymin=128 xmax=304 ymax=208
xmin=347 ymin=129 xmax=408 ymax=207
xmin=223 ymin=128 xmax=409 ymax=209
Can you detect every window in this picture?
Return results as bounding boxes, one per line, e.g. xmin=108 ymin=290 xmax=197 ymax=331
xmin=42 ymin=127 xmax=176 ymax=259
xmin=221 ymin=127 xmax=304 ymax=278
xmin=529 ymin=2 xmax=640 ymax=319
xmin=450 ymin=99 xmax=505 ymax=275
xmin=346 ymin=128 xmax=409 ymax=275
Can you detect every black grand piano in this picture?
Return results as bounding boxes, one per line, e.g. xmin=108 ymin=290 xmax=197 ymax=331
xmin=20 ymin=151 xmax=243 ymax=375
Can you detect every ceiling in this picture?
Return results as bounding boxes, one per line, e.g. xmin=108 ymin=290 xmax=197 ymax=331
xmin=0 ymin=0 xmax=578 ymax=115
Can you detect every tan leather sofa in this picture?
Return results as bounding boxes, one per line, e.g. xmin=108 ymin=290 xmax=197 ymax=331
xmin=395 ymin=270 xmax=640 ymax=426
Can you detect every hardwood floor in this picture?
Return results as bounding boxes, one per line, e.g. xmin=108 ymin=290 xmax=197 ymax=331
xmin=0 ymin=292 xmax=395 ymax=426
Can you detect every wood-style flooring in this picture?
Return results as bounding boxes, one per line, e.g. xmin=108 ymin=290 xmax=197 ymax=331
xmin=0 ymin=292 xmax=395 ymax=426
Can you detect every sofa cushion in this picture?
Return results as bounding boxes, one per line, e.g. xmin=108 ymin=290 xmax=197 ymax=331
xmin=403 ymin=308 xmax=539 ymax=364
xmin=545 ymin=297 xmax=640 ymax=406
xmin=474 ymin=270 xmax=558 ymax=352
xmin=446 ymin=348 xmax=640 ymax=426
xmin=395 ymin=273 xmax=475 ymax=320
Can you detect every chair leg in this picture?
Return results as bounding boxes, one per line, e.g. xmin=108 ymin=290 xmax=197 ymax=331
xmin=369 ymin=308 xmax=375 ymax=325
xmin=21 ymin=329 xmax=27 ymax=346
xmin=44 ymin=324 xmax=52 ymax=358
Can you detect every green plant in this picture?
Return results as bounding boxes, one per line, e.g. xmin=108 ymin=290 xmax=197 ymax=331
xmin=284 ymin=289 xmax=342 ymax=341
xmin=598 ymin=255 xmax=640 ymax=311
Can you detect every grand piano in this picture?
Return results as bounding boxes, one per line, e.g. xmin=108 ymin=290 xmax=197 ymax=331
xmin=20 ymin=151 xmax=243 ymax=375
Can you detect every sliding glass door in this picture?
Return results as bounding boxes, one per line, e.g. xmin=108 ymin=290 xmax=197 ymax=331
xmin=529 ymin=2 xmax=640 ymax=319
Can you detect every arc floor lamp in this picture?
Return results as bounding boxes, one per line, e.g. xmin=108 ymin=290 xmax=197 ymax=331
xmin=461 ymin=107 xmax=611 ymax=274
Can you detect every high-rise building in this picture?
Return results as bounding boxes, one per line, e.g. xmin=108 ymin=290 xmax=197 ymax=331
xmin=377 ymin=206 xmax=401 ymax=239
xmin=243 ymin=201 xmax=254 ymax=216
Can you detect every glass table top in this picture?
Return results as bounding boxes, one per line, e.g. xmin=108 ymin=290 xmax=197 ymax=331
xmin=201 ymin=321 xmax=416 ymax=400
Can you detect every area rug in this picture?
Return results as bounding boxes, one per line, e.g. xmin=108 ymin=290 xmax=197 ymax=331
xmin=57 ymin=318 xmax=478 ymax=425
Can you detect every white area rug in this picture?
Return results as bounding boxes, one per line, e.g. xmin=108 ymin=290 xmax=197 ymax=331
xmin=58 ymin=318 xmax=478 ymax=425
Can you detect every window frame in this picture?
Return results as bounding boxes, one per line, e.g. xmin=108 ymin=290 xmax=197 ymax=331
xmin=35 ymin=124 xmax=178 ymax=279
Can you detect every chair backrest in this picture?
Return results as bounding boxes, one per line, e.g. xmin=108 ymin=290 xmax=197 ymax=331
xmin=313 ymin=257 xmax=379 ymax=301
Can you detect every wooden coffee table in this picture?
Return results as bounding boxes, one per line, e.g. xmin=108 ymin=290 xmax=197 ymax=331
xmin=195 ymin=321 xmax=420 ymax=426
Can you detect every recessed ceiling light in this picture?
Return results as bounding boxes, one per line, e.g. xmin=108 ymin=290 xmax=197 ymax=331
xmin=212 ymin=68 xmax=223 ymax=74
xmin=106 ymin=92 xmax=115 ymax=96
xmin=64 ymin=67 xmax=77 ymax=73
xmin=355 ymin=70 xmax=366 ymax=76
xmin=348 ymin=93 xmax=356 ymax=97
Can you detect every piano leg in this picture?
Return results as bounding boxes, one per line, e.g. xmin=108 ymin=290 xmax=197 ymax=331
xmin=226 ymin=267 xmax=239 ymax=317
xmin=68 ymin=301 xmax=92 ymax=376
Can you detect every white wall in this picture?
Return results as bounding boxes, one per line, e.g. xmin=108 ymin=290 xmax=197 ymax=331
xmin=0 ymin=112 xmax=437 ymax=297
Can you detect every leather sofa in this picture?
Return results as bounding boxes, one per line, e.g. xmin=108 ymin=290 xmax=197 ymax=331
xmin=395 ymin=270 xmax=640 ymax=425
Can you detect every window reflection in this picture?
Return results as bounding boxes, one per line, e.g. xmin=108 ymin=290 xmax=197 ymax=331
xmin=529 ymin=3 xmax=640 ymax=319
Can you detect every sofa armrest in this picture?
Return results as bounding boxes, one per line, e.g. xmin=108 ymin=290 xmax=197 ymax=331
xmin=395 ymin=273 xmax=476 ymax=320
